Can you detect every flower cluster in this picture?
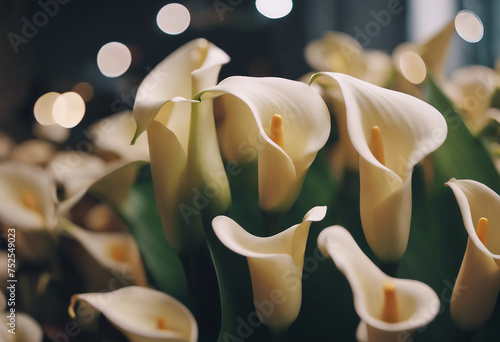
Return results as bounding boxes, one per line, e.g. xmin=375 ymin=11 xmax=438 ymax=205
xmin=1 ymin=15 xmax=500 ymax=342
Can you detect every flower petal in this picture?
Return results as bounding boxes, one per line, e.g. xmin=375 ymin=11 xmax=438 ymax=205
xmin=0 ymin=162 xmax=57 ymax=230
xmin=196 ymin=76 xmax=330 ymax=211
xmin=62 ymin=219 xmax=147 ymax=287
xmin=147 ymin=120 xmax=199 ymax=253
xmin=212 ymin=206 xmax=326 ymax=331
xmin=133 ymin=39 xmax=230 ymax=149
xmin=90 ymin=111 xmax=150 ymax=161
xmin=446 ymin=178 xmax=500 ymax=330
xmin=311 ymin=72 xmax=447 ymax=178
xmin=448 ymin=65 xmax=499 ymax=133
xmin=212 ymin=206 xmax=326 ymax=260
xmin=318 ymin=226 xmax=440 ymax=341
xmin=311 ymin=72 xmax=447 ymax=261
xmin=69 ymin=286 xmax=198 ymax=342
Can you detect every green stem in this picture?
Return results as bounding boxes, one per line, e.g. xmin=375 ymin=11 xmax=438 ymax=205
xmin=379 ymin=261 xmax=399 ymax=278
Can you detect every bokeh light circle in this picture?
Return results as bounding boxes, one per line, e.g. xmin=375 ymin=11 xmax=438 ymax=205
xmin=256 ymin=0 xmax=293 ymax=19
xmin=399 ymin=51 xmax=427 ymax=85
xmin=157 ymin=3 xmax=191 ymax=35
xmin=97 ymin=42 xmax=132 ymax=78
xmin=52 ymin=92 xmax=86 ymax=128
xmin=34 ymin=92 xmax=60 ymax=125
xmin=455 ymin=10 xmax=484 ymax=43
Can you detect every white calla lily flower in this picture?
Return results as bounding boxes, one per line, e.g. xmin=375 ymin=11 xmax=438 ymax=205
xmin=132 ymin=38 xmax=231 ymax=254
xmin=212 ymin=206 xmax=327 ymax=333
xmin=69 ymin=286 xmax=197 ymax=342
xmin=0 ymin=162 xmax=57 ymax=230
xmin=318 ymin=226 xmax=440 ymax=342
xmin=446 ymin=178 xmax=500 ymax=331
xmin=195 ymin=77 xmax=331 ymax=212
xmin=311 ymin=72 xmax=447 ymax=262
xmin=61 ymin=218 xmax=148 ymax=287
xmin=305 ymin=32 xmax=368 ymax=80
xmin=446 ymin=66 xmax=500 ymax=134
xmin=305 ymin=31 xmax=393 ymax=87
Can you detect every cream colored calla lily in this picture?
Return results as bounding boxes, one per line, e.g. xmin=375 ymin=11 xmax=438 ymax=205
xmin=304 ymin=32 xmax=392 ymax=179
xmin=305 ymin=31 xmax=393 ymax=88
xmin=311 ymin=72 xmax=447 ymax=262
xmin=132 ymin=38 xmax=231 ymax=254
xmin=305 ymin=32 xmax=368 ymax=81
xmin=212 ymin=206 xmax=327 ymax=332
xmin=0 ymin=162 xmax=57 ymax=230
xmin=0 ymin=292 xmax=43 ymax=342
xmin=195 ymin=77 xmax=331 ymax=212
xmin=0 ymin=162 xmax=62 ymax=261
xmin=61 ymin=218 xmax=148 ymax=288
xmin=318 ymin=226 xmax=440 ymax=342
xmin=69 ymin=286 xmax=197 ymax=342
xmin=90 ymin=111 xmax=150 ymax=161
xmin=446 ymin=66 xmax=500 ymax=134
xmin=446 ymin=178 xmax=500 ymax=331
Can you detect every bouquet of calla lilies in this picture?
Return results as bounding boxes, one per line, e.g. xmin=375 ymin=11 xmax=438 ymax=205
xmin=2 ymin=16 xmax=500 ymax=342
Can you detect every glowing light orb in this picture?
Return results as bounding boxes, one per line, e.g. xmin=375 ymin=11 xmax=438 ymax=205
xmin=256 ymin=0 xmax=293 ymax=19
xmin=399 ymin=51 xmax=427 ymax=85
xmin=157 ymin=3 xmax=190 ymax=35
xmin=455 ymin=10 xmax=484 ymax=43
xmin=34 ymin=92 xmax=60 ymax=125
xmin=52 ymin=92 xmax=86 ymax=128
xmin=97 ymin=42 xmax=132 ymax=78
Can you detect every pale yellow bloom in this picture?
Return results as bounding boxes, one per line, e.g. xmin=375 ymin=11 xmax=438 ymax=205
xmin=311 ymin=72 xmax=447 ymax=261
xmin=212 ymin=206 xmax=326 ymax=332
xmin=318 ymin=226 xmax=440 ymax=342
xmin=132 ymin=38 xmax=231 ymax=253
xmin=69 ymin=286 xmax=197 ymax=342
xmin=195 ymin=77 xmax=330 ymax=212
xmin=446 ymin=178 xmax=500 ymax=331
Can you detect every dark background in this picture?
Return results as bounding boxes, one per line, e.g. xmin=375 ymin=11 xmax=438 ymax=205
xmin=0 ymin=0 xmax=494 ymax=141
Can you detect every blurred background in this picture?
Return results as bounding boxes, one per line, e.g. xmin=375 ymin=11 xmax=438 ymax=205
xmin=0 ymin=0 xmax=495 ymax=142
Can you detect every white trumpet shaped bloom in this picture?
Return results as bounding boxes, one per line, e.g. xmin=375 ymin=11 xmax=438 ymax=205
xmin=446 ymin=178 xmax=500 ymax=331
xmin=69 ymin=286 xmax=197 ymax=342
xmin=132 ymin=38 xmax=231 ymax=254
xmin=212 ymin=206 xmax=327 ymax=332
xmin=61 ymin=219 xmax=148 ymax=288
xmin=311 ymin=72 xmax=447 ymax=262
xmin=0 ymin=162 xmax=57 ymax=230
xmin=318 ymin=226 xmax=440 ymax=342
xmin=195 ymin=77 xmax=331 ymax=212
